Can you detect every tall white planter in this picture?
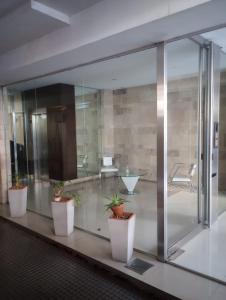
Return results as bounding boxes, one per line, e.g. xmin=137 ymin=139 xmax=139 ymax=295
xmin=108 ymin=213 xmax=136 ymax=263
xmin=8 ymin=186 xmax=28 ymax=217
xmin=51 ymin=199 xmax=74 ymax=236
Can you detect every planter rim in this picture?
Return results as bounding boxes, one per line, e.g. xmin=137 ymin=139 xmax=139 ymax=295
xmin=9 ymin=185 xmax=27 ymax=191
xmin=52 ymin=198 xmax=73 ymax=204
xmin=109 ymin=212 xmax=135 ymax=220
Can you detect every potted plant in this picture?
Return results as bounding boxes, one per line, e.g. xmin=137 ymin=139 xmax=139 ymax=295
xmin=51 ymin=181 xmax=80 ymax=236
xmin=8 ymin=175 xmax=28 ymax=218
xmin=105 ymin=193 xmax=136 ymax=263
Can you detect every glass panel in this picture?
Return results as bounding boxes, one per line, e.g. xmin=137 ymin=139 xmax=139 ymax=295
xmin=73 ymin=48 xmax=157 ymax=254
xmin=6 ymin=47 xmax=157 ymax=255
xmin=167 ymin=39 xmax=200 ymax=248
xmin=7 ymin=91 xmax=27 ymax=183
xmin=75 ymin=86 xmax=100 ymax=177
xmin=169 ymin=27 xmax=226 ymax=285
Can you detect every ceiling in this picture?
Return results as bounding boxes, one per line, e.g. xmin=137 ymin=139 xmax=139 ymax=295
xmin=0 ymin=0 xmax=26 ymax=18
xmin=37 ymin=0 xmax=103 ymax=17
xmin=0 ymin=0 xmax=103 ymax=55
xmin=202 ymin=27 xmax=226 ymax=53
xmin=8 ymin=39 xmax=199 ymax=91
xmin=8 ymin=27 xmax=226 ymax=93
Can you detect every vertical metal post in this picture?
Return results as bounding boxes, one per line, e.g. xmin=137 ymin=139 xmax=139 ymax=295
xmin=204 ymin=42 xmax=213 ymax=226
xmin=2 ymin=87 xmax=11 ymax=189
xmin=157 ymin=42 xmax=168 ymax=261
xmin=11 ymin=100 xmax=19 ymax=177
xmin=197 ymin=46 xmax=204 ymax=223
xmin=206 ymin=42 xmax=220 ymax=226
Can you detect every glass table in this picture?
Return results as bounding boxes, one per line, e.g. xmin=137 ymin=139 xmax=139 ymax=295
xmin=118 ymin=169 xmax=147 ymax=195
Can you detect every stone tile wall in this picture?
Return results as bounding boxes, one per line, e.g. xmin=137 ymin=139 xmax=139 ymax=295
xmin=101 ymin=76 xmax=199 ymax=182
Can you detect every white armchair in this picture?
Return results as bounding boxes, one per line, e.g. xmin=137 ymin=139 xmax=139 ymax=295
xmin=77 ymin=154 xmax=88 ymax=175
xmin=99 ymin=156 xmax=119 ymax=178
xmin=169 ymin=163 xmax=197 ymax=192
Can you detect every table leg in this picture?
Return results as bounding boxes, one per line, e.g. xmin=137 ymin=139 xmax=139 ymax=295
xmin=121 ymin=176 xmax=140 ymax=195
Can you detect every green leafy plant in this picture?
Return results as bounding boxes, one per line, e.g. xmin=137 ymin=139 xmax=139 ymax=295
xmin=105 ymin=193 xmax=128 ymax=211
xmin=53 ymin=181 xmax=64 ymax=198
xmin=68 ymin=192 xmax=81 ymax=207
xmin=52 ymin=181 xmax=80 ymax=207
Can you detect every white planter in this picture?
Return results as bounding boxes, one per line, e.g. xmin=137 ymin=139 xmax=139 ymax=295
xmin=51 ymin=199 xmax=74 ymax=236
xmin=108 ymin=213 xmax=136 ymax=263
xmin=8 ymin=186 xmax=27 ymax=217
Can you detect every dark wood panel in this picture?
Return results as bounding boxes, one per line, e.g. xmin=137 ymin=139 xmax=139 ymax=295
xmin=23 ymin=84 xmax=77 ymax=181
xmin=47 ymin=103 xmax=77 ymax=180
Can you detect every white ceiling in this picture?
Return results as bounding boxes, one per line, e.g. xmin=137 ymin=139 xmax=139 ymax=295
xmin=8 ymin=39 xmax=199 ymax=91
xmin=0 ymin=0 xmax=103 ymax=55
xmin=8 ymin=30 xmax=226 ymax=93
xmin=202 ymin=27 xmax=226 ymax=53
xmin=37 ymin=0 xmax=104 ymax=16
xmin=1 ymin=0 xmax=226 ymax=86
xmin=0 ymin=0 xmax=26 ymax=18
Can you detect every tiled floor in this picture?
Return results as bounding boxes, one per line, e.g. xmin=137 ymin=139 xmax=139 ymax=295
xmin=1 ymin=205 xmax=226 ymax=300
xmin=173 ymin=210 xmax=226 ymax=283
xmin=27 ymin=178 xmax=201 ymax=255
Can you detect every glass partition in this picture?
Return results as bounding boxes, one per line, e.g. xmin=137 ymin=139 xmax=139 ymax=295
xmin=5 ymin=24 xmax=226 ymax=283
xmin=167 ymin=28 xmax=226 ymax=285
xmin=73 ymin=48 xmax=157 ymax=254
xmin=6 ymin=47 xmax=158 ymax=255
xmin=167 ymin=39 xmax=200 ymax=248
xmin=75 ymin=86 xmax=101 ymax=177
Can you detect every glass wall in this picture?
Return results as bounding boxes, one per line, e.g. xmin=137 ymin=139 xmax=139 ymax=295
xmin=6 ymin=48 xmax=158 ymax=255
xmin=73 ymin=49 xmax=157 ymax=254
xmin=5 ymin=25 xmax=226 ymax=284
xmin=167 ymin=39 xmax=200 ymax=248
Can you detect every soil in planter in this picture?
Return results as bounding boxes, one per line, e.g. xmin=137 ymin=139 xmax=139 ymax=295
xmin=9 ymin=185 xmax=26 ymax=190
xmin=109 ymin=212 xmax=133 ymax=220
xmin=53 ymin=196 xmax=72 ymax=203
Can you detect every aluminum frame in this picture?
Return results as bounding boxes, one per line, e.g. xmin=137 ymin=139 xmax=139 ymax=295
xmin=157 ymin=42 xmax=168 ymax=262
xmin=197 ymin=46 xmax=206 ymax=223
xmin=203 ymin=42 xmax=213 ymax=226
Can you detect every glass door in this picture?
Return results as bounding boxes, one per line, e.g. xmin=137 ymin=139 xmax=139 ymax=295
xmin=166 ymin=38 xmax=203 ymax=250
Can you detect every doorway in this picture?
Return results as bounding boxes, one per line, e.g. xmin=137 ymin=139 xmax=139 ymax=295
xmin=167 ymin=29 xmax=226 ymax=284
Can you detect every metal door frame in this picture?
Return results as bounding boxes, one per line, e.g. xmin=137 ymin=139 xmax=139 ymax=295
xmin=156 ymin=38 xmax=219 ymax=261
